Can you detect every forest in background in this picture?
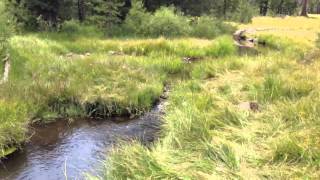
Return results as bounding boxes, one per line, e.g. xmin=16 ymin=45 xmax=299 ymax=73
xmin=3 ymin=0 xmax=319 ymax=33
xmin=0 ymin=0 xmax=320 ymax=179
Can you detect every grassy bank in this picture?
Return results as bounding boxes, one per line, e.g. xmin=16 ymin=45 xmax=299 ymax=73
xmin=96 ymin=16 xmax=320 ymax=179
xmin=238 ymin=14 xmax=320 ymax=46
xmin=1 ymin=14 xmax=319 ymax=179
xmin=0 ymin=33 xmax=236 ymax=155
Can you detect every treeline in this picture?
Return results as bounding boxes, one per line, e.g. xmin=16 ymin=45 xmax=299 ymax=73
xmin=1 ymin=0 xmax=318 ymax=39
xmin=0 ymin=2 xmax=14 ymax=59
xmin=5 ymin=0 xmax=318 ymax=30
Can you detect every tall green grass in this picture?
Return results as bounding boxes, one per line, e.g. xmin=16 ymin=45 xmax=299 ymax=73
xmin=0 ymin=32 xmax=236 ymax=155
xmin=99 ymin=35 xmax=320 ymax=179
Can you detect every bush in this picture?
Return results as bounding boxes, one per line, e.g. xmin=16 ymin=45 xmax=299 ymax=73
xmin=60 ymin=20 xmax=82 ymax=34
xmin=191 ymin=16 xmax=235 ymax=39
xmin=36 ymin=15 xmax=55 ymax=31
xmin=146 ymin=7 xmax=191 ymax=37
xmin=123 ymin=5 xmax=191 ymax=37
xmin=120 ymin=1 xmax=236 ymax=38
xmin=122 ymin=0 xmax=151 ymax=36
xmin=59 ymin=20 xmax=103 ymax=38
xmin=122 ymin=2 xmax=234 ymax=38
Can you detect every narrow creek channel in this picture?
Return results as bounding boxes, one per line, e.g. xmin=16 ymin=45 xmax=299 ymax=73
xmin=0 ymin=99 xmax=166 ymax=180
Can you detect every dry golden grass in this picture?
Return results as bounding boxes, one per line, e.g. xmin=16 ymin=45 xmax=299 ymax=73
xmin=239 ymin=15 xmax=320 ymax=46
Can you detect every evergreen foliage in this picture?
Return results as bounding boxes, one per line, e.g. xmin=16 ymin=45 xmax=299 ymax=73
xmin=0 ymin=1 xmax=14 ymax=58
xmin=4 ymin=0 xmax=311 ymax=32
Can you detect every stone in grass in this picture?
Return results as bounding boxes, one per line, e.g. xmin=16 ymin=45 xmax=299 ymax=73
xmin=182 ymin=57 xmax=203 ymax=63
xmin=108 ymin=51 xmax=124 ymax=56
xmin=238 ymin=102 xmax=259 ymax=112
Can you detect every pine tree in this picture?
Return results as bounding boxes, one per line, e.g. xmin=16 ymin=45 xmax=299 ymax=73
xmin=87 ymin=0 xmax=123 ymax=28
xmin=78 ymin=0 xmax=85 ymax=22
xmin=301 ymin=0 xmax=309 ymax=16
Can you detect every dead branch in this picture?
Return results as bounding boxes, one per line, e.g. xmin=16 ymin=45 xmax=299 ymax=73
xmin=0 ymin=54 xmax=11 ymax=84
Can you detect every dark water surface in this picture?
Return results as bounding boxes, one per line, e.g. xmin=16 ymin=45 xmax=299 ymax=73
xmin=0 ymin=102 xmax=164 ymax=180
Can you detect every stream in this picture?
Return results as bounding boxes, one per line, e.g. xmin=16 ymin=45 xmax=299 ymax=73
xmin=0 ymin=100 xmax=165 ymax=180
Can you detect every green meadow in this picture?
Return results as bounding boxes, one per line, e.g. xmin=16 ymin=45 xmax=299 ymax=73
xmin=1 ymin=0 xmax=320 ymax=178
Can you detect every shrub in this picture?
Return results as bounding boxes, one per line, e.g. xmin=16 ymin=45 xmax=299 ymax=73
xmin=191 ymin=16 xmax=235 ymax=39
xmin=60 ymin=20 xmax=82 ymax=34
xmin=121 ymin=1 xmax=235 ymax=38
xmin=36 ymin=15 xmax=55 ymax=32
xmin=122 ymin=0 xmax=151 ymax=36
xmin=191 ymin=16 xmax=221 ymax=39
xmin=145 ymin=7 xmax=191 ymax=37
xmin=60 ymin=20 xmax=103 ymax=38
xmin=125 ymin=11 xmax=234 ymax=39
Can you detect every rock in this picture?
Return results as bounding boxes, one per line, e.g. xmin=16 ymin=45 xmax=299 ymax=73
xmin=233 ymin=29 xmax=259 ymax=55
xmin=249 ymin=102 xmax=259 ymax=112
xmin=233 ymin=30 xmax=247 ymax=42
xmin=182 ymin=57 xmax=202 ymax=63
xmin=66 ymin=53 xmax=74 ymax=58
xmin=160 ymin=94 xmax=168 ymax=99
xmin=238 ymin=101 xmax=259 ymax=112
xmin=108 ymin=51 xmax=124 ymax=56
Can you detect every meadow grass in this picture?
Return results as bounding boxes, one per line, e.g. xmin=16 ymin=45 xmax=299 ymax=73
xmin=0 ymin=33 xmax=235 ymax=155
xmin=102 ymin=50 xmax=320 ymax=179
xmin=239 ymin=15 xmax=320 ymax=46
xmin=0 ymin=15 xmax=319 ymax=179
xmin=98 ymin=16 xmax=320 ymax=179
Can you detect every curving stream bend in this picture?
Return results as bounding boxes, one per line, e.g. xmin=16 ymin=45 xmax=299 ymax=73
xmin=0 ymin=100 xmax=165 ymax=180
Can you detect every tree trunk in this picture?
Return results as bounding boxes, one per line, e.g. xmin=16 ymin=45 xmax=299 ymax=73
xmin=78 ymin=0 xmax=85 ymax=22
xmin=301 ymin=0 xmax=308 ymax=16
xmin=277 ymin=0 xmax=284 ymax=14
xmin=223 ymin=0 xmax=227 ymax=19
xmin=259 ymin=0 xmax=269 ymax=16
xmin=0 ymin=54 xmax=11 ymax=84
